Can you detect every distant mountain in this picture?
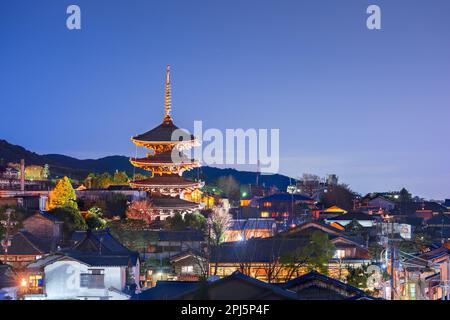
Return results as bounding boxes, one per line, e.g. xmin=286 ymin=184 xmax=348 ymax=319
xmin=0 ymin=139 xmax=292 ymax=190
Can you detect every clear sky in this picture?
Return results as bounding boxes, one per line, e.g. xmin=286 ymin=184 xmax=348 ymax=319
xmin=1 ymin=0 xmax=449 ymax=199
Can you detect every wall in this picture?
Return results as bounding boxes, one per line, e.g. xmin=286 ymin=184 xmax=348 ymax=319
xmin=44 ymin=260 xmax=126 ymax=300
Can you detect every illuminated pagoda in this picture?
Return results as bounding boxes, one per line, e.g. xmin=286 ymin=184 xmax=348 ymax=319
xmin=129 ymin=65 xmax=202 ymax=221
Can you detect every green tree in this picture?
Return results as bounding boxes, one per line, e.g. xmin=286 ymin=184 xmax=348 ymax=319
xmin=85 ymin=206 xmax=107 ymax=230
xmin=165 ymin=213 xmax=186 ymax=231
xmin=49 ymin=206 xmax=86 ymax=237
xmin=345 ymin=219 xmax=365 ymax=236
xmin=105 ymin=193 xmax=128 ymax=219
xmin=184 ymin=211 xmax=207 ymax=231
xmin=48 ymin=176 xmax=78 ymax=210
xmin=346 ymin=265 xmax=370 ymax=290
xmin=216 ymin=176 xmax=240 ymax=205
xmin=281 ymin=231 xmax=335 ymax=278
xmin=113 ymin=171 xmax=129 ymax=185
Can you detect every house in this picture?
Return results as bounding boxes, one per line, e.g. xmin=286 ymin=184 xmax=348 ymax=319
xmin=131 ymin=280 xmax=199 ymax=300
xmin=224 ymin=218 xmax=277 ymax=242
xmin=23 ymin=229 xmax=140 ymax=300
xmin=0 ymin=231 xmax=53 ymax=268
xmin=169 ymin=250 xmax=207 ymax=281
xmin=176 ymin=271 xmax=297 ymax=300
xmin=367 ymin=196 xmax=396 ymax=212
xmin=281 ymin=270 xmax=372 ymax=300
xmin=401 ymin=246 xmax=450 ymax=300
xmin=249 ymin=193 xmax=315 ymax=222
xmin=132 ymin=270 xmax=375 ymax=300
xmin=22 ymin=211 xmax=63 ymax=243
xmin=209 ymin=223 xmax=371 ymax=283
xmin=147 ymin=230 xmax=205 ymax=260
xmin=444 ymin=199 xmax=450 ymax=210
xmin=324 ymin=212 xmax=379 ymax=228
xmin=0 ymin=263 xmax=19 ymax=300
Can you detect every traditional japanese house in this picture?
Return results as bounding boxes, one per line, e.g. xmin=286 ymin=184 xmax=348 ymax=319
xmin=23 ymin=229 xmax=140 ymax=300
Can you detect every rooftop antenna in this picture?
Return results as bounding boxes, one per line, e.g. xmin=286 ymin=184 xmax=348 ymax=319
xmin=256 ymin=160 xmax=260 ymax=186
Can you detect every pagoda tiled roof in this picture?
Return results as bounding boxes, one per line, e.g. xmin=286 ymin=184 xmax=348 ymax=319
xmin=130 ymin=175 xmax=201 ymax=188
xmin=132 ymin=120 xmax=195 ymax=143
xmin=151 ymin=197 xmax=198 ymax=209
xmin=130 ymin=150 xmax=195 ymax=165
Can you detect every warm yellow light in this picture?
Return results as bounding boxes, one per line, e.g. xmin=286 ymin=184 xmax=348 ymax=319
xmin=21 ymin=278 xmax=27 ymax=287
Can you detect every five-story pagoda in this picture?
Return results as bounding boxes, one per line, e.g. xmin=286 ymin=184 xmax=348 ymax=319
xmin=129 ymin=65 xmax=202 ymax=221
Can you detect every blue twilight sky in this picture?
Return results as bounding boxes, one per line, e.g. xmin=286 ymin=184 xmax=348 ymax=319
xmin=0 ymin=0 xmax=449 ymax=199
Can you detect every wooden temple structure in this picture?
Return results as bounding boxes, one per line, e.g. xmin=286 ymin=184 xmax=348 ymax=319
xmin=129 ymin=65 xmax=202 ymax=221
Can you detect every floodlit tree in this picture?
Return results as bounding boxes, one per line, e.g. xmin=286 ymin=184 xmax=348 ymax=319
xmin=207 ymin=207 xmax=232 ymax=246
xmin=48 ymin=176 xmax=78 ymax=210
xmin=113 ymin=171 xmax=129 ymax=185
xmin=126 ymin=198 xmax=156 ymax=224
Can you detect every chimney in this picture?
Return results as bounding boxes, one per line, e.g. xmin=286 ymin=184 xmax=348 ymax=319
xmin=20 ymin=159 xmax=25 ymax=192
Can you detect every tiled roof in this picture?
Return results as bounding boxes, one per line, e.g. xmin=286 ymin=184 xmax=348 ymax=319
xmin=132 ymin=121 xmax=195 ymax=143
xmin=426 ymin=214 xmax=450 ymax=226
xmin=0 ymin=231 xmax=52 ymax=255
xmin=130 ymin=150 xmax=195 ymax=164
xmin=281 ymin=271 xmax=369 ymax=299
xmin=132 ymin=281 xmax=199 ymax=300
xmin=256 ymin=193 xmax=313 ymax=202
xmin=174 ymin=271 xmax=297 ymax=300
xmin=158 ymin=230 xmax=204 ymax=242
xmin=326 ymin=212 xmax=378 ymax=221
xmin=210 ymin=237 xmax=309 ymax=263
xmin=66 ymin=230 xmax=139 ymax=267
xmin=131 ymin=175 xmax=200 ymax=188
xmin=152 ymin=197 xmax=198 ymax=209
xmin=229 ymin=218 xmax=276 ymax=231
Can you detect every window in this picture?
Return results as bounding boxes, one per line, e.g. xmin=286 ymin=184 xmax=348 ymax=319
xmin=334 ymin=250 xmax=346 ymax=259
xmin=181 ymin=266 xmax=194 ymax=275
xmin=80 ymin=269 xmax=105 ymax=289
xmin=260 ymin=211 xmax=270 ymax=218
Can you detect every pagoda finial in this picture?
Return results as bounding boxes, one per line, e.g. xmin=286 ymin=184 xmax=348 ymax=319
xmin=163 ymin=65 xmax=172 ymax=123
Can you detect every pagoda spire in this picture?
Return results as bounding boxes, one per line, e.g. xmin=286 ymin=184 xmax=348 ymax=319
xmin=163 ymin=65 xmax=172 ymax=124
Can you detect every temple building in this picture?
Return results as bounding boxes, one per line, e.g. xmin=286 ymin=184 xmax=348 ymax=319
xmin=129 ymin=65 xmax=202 ymax=221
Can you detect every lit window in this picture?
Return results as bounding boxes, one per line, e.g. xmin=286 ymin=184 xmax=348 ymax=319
xmin=181 ymin=266 xmax=194 ymax=275
xmin=260 ymin=211 xmax=270 ymax=218
xmin=334 ymin=250 xmax=345 ymax=259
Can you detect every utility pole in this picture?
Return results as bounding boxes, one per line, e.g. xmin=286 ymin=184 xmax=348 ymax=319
xmin=1 ymin=209 xmax=17 ymax=264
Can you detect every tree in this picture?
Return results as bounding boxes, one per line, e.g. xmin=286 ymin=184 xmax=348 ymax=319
xmin=112 ymin=171 xmax=129 ymax=185
xmin=48 ymin=176 xmax=78 ymax=210
xmin=320 ymin=184 xmax=356 ymax=211
xmin=184 ymin=211 xmax=207 ymax=231
xmin=126 ymin=198 xmax=156 ymax=224
xmin=216 ymin=176 xmax=240 ymax=205
xmin=345 ymin=219 xmax=365 ymax=236
xmin=49 ymin=206 xmax=86 ymax=237
xmin=346 ymin=265 xmax=370 ymax=290
xmin=280 ymin=231 xmax=335 ymax=278
xmin=105 ymin=193 xmax=128 ymax=219
xmin=207 ymin=207 xmax=232 ymax=246
xmin=164 ymin=213 xmax=186 ymax=231
xmin=85 ymin=206 xmax=107 ymax=230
